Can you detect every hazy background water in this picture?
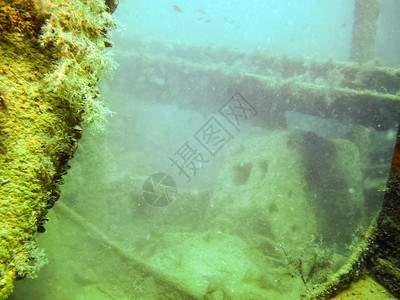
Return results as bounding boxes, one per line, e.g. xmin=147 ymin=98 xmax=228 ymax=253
xmin=114 ymin=0 xmax=400 ymax=65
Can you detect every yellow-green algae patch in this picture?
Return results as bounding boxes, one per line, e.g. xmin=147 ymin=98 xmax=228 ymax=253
xmin=0 ymin=0 xmax=116 ymax=298
xmin=331 ymin=276 xmax=396 ymax=299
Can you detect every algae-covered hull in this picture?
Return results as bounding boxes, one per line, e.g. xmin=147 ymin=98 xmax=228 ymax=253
xmin=0 ymin=0 xmax=116 ymax=298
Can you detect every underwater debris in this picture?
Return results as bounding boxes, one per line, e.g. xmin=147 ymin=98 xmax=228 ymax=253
xmin=194 ymin=9 xmax=206 ymax=15
xmin=275 ymin=237 xmax=333 ymax=288
xmin=172 ymin=5 xmax=183 ymax=13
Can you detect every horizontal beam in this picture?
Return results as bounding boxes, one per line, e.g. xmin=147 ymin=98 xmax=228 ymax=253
xmin=116 ymin=46 xmax=400 ymax=130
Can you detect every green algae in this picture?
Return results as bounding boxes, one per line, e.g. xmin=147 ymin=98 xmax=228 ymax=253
xmin=0 ymin=1 xmax=116 ymax=298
